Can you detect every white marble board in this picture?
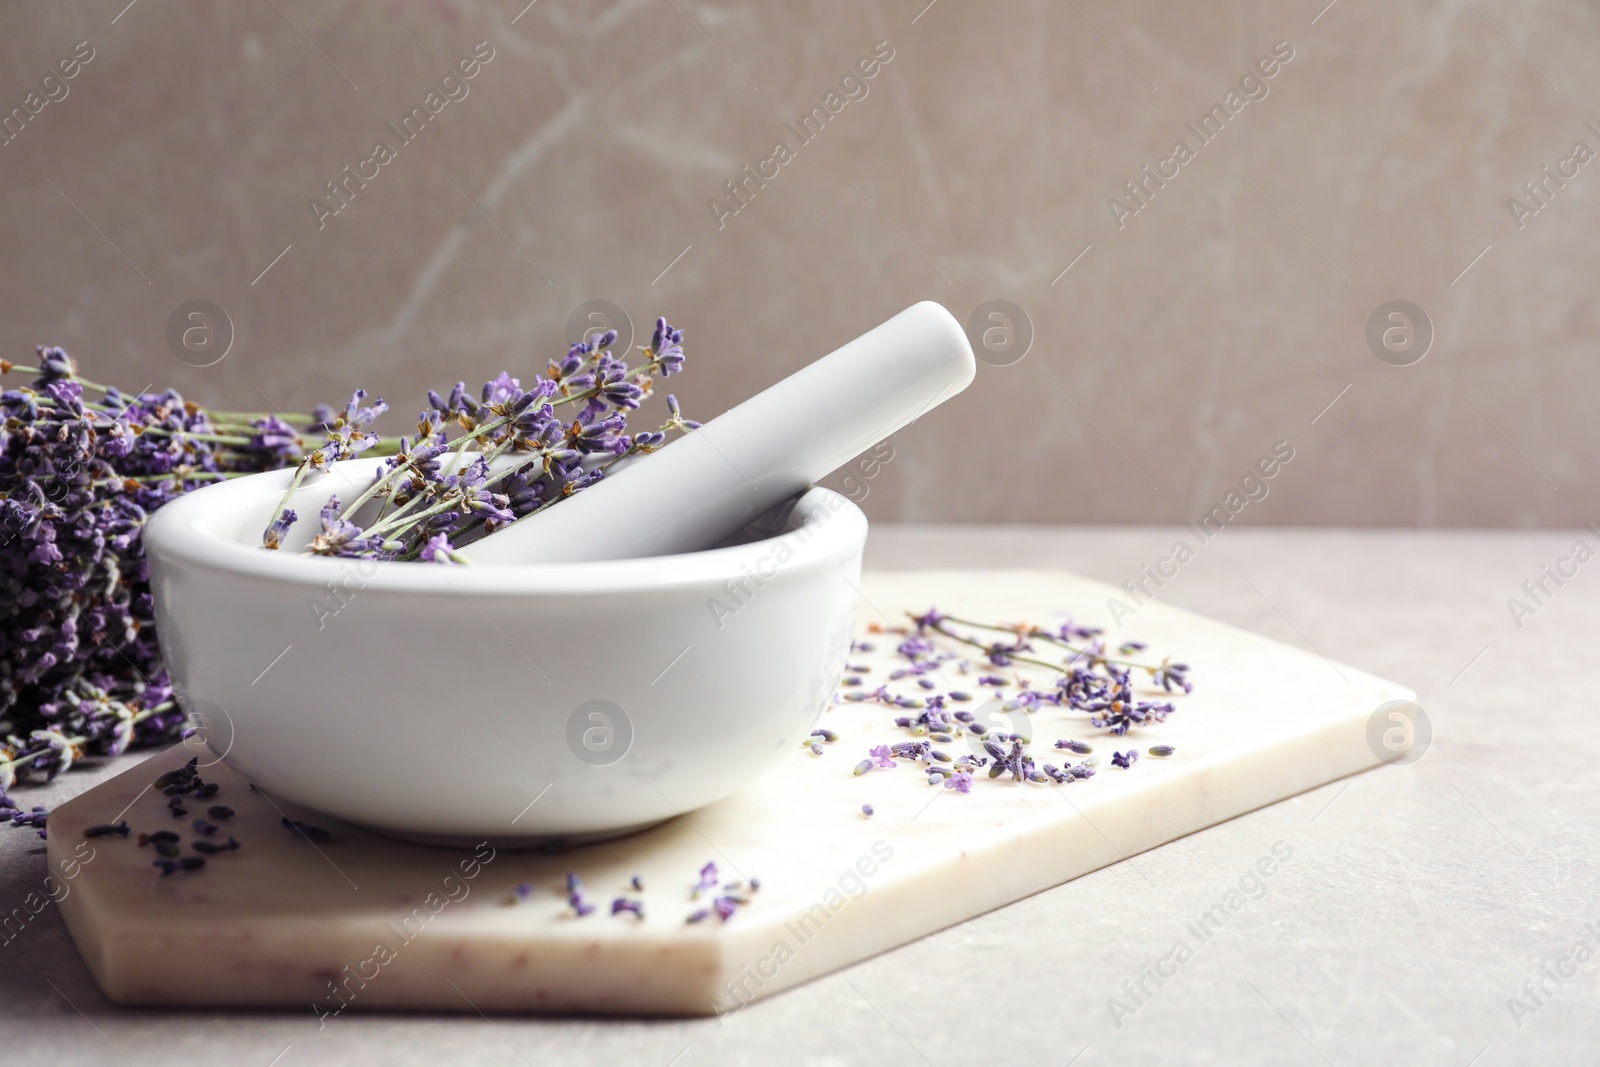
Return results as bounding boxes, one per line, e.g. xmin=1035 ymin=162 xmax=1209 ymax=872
xmin=47 ymin=570 xmax=1413 ymax=1017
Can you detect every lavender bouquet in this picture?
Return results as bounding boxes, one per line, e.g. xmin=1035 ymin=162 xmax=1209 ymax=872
xmin=0 ymin=320 xmax=696 ymax=806
xmin=261 ymin=318 xmax=696 ymax=563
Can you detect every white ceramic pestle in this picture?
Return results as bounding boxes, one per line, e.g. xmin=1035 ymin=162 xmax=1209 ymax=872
xmin=461 ymin=301 xmax=977 ymax=564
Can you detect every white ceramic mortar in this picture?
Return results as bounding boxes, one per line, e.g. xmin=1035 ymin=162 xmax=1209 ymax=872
xmin=142 ymin=458 xmax=866 ymax=846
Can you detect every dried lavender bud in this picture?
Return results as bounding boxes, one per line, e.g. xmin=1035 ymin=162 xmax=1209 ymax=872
xmin=192 ymin=819 xmax=218 ymax=837
xmin=153 ymin=764 xmax=196 ymax=790
xmin=1055 ymin=739 xmax=1093 ymax=755
xmin=280 ymin=817 xmax=330 ymax=842
xmin=630 ymin=874 xmax=645 ymax=892
xmin=192 ymin=836 xmax=239 ymax=855
xmin=686 ymin=909 xmax=710 ymax=924
xmin=83 ymin=821 xmax=129 ymax=838
xmin=152 ymin=839 xmax=181 ymax=858
xmin=1147 ymin=745 xmax=1175 ymax=758
xmin=167 ymin=796 xmax=187 ymax=818
xmin=194 ymin=782 xmax=219 ymax=799
xmin=611 ymin=898 xmax=644 ymax=919
xmin=1111 ymin=750 xmax=1139 ymax=769
xmin=693 ymin=862 xmax=718 ymax=898
xmin=207 ymin=805 xmax=234 ymax=820
xmin=861 ymin=804 xmax=874 ymax=817
xmin=153 ymin=855 xmax=206 ymax=876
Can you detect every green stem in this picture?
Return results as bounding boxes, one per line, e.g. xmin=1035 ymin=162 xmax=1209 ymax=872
xmin=932 ymin=613 xmax=1159 ymax=673
xmin=264 ymin=463 xmax=311 ymax=548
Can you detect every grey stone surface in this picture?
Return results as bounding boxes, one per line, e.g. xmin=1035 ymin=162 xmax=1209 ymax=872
xmin=4 ymin=526 xmax=1595 ymax=1065
xmin=1 ymin=2 xmax=1596 ymax=528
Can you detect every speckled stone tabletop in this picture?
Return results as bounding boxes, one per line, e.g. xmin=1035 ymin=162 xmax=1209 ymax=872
xmin=5 ymin=526 xmax=1596 ymax=1066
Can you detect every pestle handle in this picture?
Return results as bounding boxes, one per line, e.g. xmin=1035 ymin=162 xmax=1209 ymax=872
xmin=462 ymin=301 xmax=976 ymax=564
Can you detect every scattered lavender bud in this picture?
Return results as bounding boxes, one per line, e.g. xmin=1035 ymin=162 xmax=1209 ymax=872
xmin=207 ymin=805 xmax=234 ymax=820
xmin=194 ymin=782 xmax=219 ymax=799
xmin=861 ymin=804 xmax=874 ymax=817
xmin=947 ymin=692 xmax=972 ymax=703
xmin=611 ymin=898 xmax=644 ymax=919
xmin=192 ymin=836 xmax=240 ymax=855
xmin=686 ymin=909 xmax=711 ymax=924
xmin=1055 ymin=739 xmax=1093 ymax=755
xmin=630 ymin=874 xmax=645 ymax=892
xmin=83 ymin=821 xmax=129 ymax=838
xmin=280 ymin=817 xmax=331 ymax=842
xmin=153 ymin=856 xmax=206 ymax=877
xmin=191 ymin=819 xmax=218 ymax=837
xmin=1147 ymin=745 xmax=1175 ymax=758
xmin=693 ymin=862 xmax=718 ymax=898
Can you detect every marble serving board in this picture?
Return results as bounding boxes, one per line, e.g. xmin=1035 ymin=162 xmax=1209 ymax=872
xmin=50 ymin=569 xmax=1413 ymax=1018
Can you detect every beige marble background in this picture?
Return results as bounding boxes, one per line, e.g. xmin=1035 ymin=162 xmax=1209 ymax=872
xmin=0 ymin=0 xmax=1595 ymax=526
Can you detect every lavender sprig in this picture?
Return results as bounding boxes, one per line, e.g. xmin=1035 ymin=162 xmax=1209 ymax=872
xmin=262 ymin=319 xmax=698 ymax=563
xmin=2 ymin=349 xmax=324 ymax=775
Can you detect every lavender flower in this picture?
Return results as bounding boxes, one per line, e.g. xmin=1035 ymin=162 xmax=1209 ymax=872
xmin=2 ymin=350 xmax=326 ymax=786
xmin=263 ymin=319 xmax=699 ymax=564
